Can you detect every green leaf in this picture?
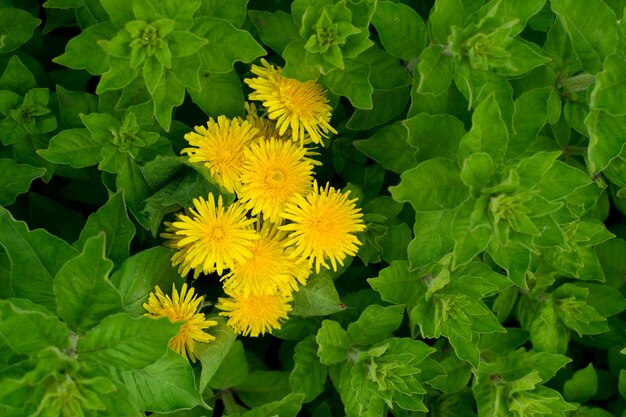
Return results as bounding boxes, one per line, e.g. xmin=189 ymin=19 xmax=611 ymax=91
xmin=0 ymin=206 xmax=79 ymax=311
xmin=54 ymin=234 xmax=123 ymax=333
xmin=316 ymin=320 xmax=350 ymax=365
xmin=323 ymin=59 xmax=373 ymax=109
xmin=591 ymin=54 xmax=626 ymax=115
xmin=0 ymin=56 xmax=37 ymax=95
xmin=99 ymin=0 xmax=133 ymax=28
xmin=551 ymin=0 xmax=618 ymax=73
xmin=282 ymin=40 xmax=321 ymax=81
xmin=428 ymin=0 xmax=463 ymax=44
xmin=417 ymin=44 xmax=455 ymax=95
xmin=152 ymin=71 xmax=185 ymax=131
xmin=368 ymin=261 xmax=420 ymax=305
xmin=360 ymin=46 xmax=411 ymax=90
xmin=249 ymin=10 xmax=299 ymax=54
xmin=291 ymin=272 xmax=344 ymax=317
xmin=121 ymin=350 xmax=204 ymax=412
xmin=0 ymin=298 xmax=69 ymax=354
xmin=586 ymin=109 xmax=626 ymax=174
xmin=110 ymin=247 xmax=180 ymax=315
xmin=197 ymin=317 xmax=236 ymax=392
xmin=452 ymin=201 xmax=492 ymax=268
xmin=458 ymin=94 xmax=509 ymax=163
xmin=563 ymin=364 xmax=598 ymax=403
xmin=347 ymin=304 xmax=404 ymax=347
xmin=55 ymin=86 xmax=99 ymax=129
xmin=207 ymin=340 xmax=249 ymax=389
xmin=188 ymin=70 xmax=244 ymax=118
xmin=77 ymin=313 xmax=180 ymax=370
xmin=290 ymin=336 xmax=327 ymax=403
xmin=0 ymin=8 xmax=40 ymax=53
xmin=353 ymin=122 xmax=417 ymax=174
xmin=620 ymin=369 xmax=626 ymax=399
xmin=238 ymin=371 xmax=292 ymax=408
xmin=197 ymin=0 xmax=247 ymax=27
xmin=460 ymin=152 xmax=496 ymax=193
xmin=0 ymin=159 xmax=45 ymax=206
xmin=390 ymin=157 xmax=468 ymax=212
xmin=241 ymin=393 xmax=304 ymax=417
xmin=39 ymin=128 xmax=104 ymax=168
xmin=194 ymin=17 xmax=265 ymax=74
xmin=408 ymin=210 xmax=455 ymax=269
xmin=371 ymin=1 xmax=427 ymax=60
xmin=346 ymin=85 xmax=410 ymax=130
xmin=53 ymin=22 xmax=118 ymax=74
xmin=74 ymin=190 xmax=135 ymax=266
xmin=404 ymin=113 xmax=466 ymax=162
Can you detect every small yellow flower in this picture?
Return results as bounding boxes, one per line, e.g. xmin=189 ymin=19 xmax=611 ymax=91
xmin=280 ymin=181 xmax=366 ymax=273
xmin=222 ymin=220 xmax=299 ymax=297
xmin=216 ymin=289 xmax=292 ymax=337
xmin=165 ymin=194 xmax=259 ymax=277
xmin=245 ymin=59 xmax=337 ymax=145
xmin=182 ymin=115 xmax=259 ymax=193
xmin=239 ymin=138 xmax=316 ymax=223
xmin=143 ymin=283 xmax=217 ymax=362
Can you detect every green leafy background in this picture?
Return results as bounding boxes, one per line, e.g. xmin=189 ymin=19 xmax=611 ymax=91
xmin=1 ymin=0 xmax=626 ymax=416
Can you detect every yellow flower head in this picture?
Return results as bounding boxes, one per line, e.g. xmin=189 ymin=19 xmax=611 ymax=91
xmin=244 ymin=59 xmax=337 ymax=145
xmin=216 ymin=289 xmax=292 ymax=337
xmin=166 ymin=194 xmax=259 ymax=277
xmin=182 ymin=115 xmax=259 ymax=193
xmin=280 ymin=181 xmax=366 ymax=273
xmin=222 ymin=220 xmax=299 ymax=297
xmin=143 ymin=283 xmax=217 ymax=362
xmin=239 ymin=138 xmax=316 ymax=223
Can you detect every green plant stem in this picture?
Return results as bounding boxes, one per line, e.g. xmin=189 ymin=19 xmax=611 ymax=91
xmin=221 ymin=389 xmax=239 ymax=415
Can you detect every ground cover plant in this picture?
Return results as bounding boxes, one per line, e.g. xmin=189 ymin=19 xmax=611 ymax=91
xmin=1 ymin=0 xmax=626 ymax=416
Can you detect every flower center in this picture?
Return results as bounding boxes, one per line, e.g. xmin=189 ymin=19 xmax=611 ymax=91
xmin=270 ymin=169 xmax=284 ymax=183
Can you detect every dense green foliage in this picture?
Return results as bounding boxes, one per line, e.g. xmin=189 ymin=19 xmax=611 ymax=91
xmin=1 ymin=0 xmax=626 ymax=416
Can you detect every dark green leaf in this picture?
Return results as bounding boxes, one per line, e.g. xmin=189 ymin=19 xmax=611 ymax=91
xmin=347 ymin=304 xmax=404 ymax=347
xmin=290 ymin=336 xmax=327 ymax=403
xmin=291 ymin=272 xmax=344 ymax=317
xmin=0 ymin=298 xmax=69 ymax=354
xmin=121 ymin=350 xmax=204 ymax=412
xmin=54 ymin=234 xmax=123 ymax=333
xmin=390 ymin=157 xmax=468 ymax=212
xmin=207 ymin=340 xmax=249 ymax=389
xmin=238 ymin=371 xmax=292 ymax=408
xmin=323 ymin=59 xmax=373 ymax=109
xmin=39 ymin=128 xmax=104 ymax=168
xmin=0 ymin=56 xmax=37 ymax=95
xmin=249 ymin=10 xmax=299 ymax=54
xmin=77 ymin=313 xmax=180 ymax=370
xmin=0 ymin=159 xmax=45 ymax=206
xmin=371 ymin=1 xmax=427 ymax=60
xmin=0 ymin=8 xmax=40 ymax=53
xmin=197 ymin=317 xmax=236 ymax=392
xmin=316 ymin=320 xmax=350 ymax=365
xmin=353 ymin=122 xmax=417 ymax=174
xmin=74 ymin=190 xmax=135 ymax=266
xmin=551 ymin=0 xmax=618 ymax=73
xmin=368 ymin=261 xmax=420 ymax=305
xmin=0 ymin=206 xmax=79 ymax=311
xmin=194 ymin=17 xmax=265 ymax=74
xmin=53 ymin=22 xmax=118 ymax=75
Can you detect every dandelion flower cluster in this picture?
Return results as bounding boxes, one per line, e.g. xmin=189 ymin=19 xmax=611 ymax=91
xmin=159 ymin=59 xmax=364 ymax=338
xmin=245 ymin=58 xmax=337 ymax=145
xmin=143 ymin=283 xmax=217 ymax=362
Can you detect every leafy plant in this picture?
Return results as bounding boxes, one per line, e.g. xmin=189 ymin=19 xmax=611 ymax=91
xmin=1 ymin=0 xmax=626 ymax=416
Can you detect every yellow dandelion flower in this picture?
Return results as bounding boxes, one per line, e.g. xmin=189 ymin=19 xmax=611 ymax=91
xmin=222 ymin=220 xmax=299 ymax=297
xmin=182 ymin=115 xmax=258 ymax=193
xmin=143 ymin=283 xmax=217 ymax=362
xmin=285 ymin=246 xmax=313 ymax=287
xmin=280 ymin=181 xmax=366 ymax=273
xmin=167 ymin=194 xmax=259 ymax=276
xmin=216 ymin=290 xmax=292 ymax=337
xmin=239 ymin=138 xmax=316 ymax=223
xmin=244 ymin=59 xmax=337 ymax=145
